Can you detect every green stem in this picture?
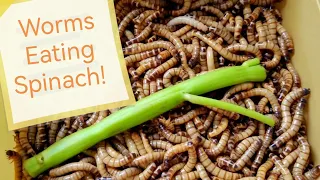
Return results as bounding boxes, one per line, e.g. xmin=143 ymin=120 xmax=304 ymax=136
xmin=183 ymin=93 xmax=275 ymax=126
xmin=24 ymin=58 xmax=266 ymax=177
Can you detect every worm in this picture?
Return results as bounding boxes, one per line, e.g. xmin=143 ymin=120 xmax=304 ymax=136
xmin=35 ymin=123 xmax=46 ymax=151
xmin=173 ymin=171 xmax=200 ymax=180
xmin=86 ymin=112 xmax=99 ymax=127
xmin=203 ymin=111 xmax=215 ymax=132
xmin=48 ymin=171 xmax=87 ymax=180
xmin=252 ymin=127 xmax=274 ymax=171
xmin=214 ymin=0 xmax=238 ymax=11
xmin=173 ymin=25 xmax=193 ymax=37
xmin=103 ymin=152 xmax=135 ymax=167
xmin=191 ymin=30 xmax=249 ymax=62
xmin=277 ymin=88 xmax=310 ymax=136
xmin=125 ymin=30 xmax=135 ymax=40
xmin=198 ymin=16 xmax=218 ymax=25
xmin=131 ymin=152 xmax=165 ymax=167
xmin=118 ymin=9 xmax=145 ymax=37
xmin=258 ymin=122 xmax=265 ymax=136
xmin=223 ymin=82 xmax=255 ymax=99
xmin=167 ymin=162 xmax=186 ymax=179
xmin=150 ymin=140 xmax=173 ymax=151
xmin=244 ymin=6 xmax=262 ymax=25
xmin=208 ymin=117 xmax=228 ymax=137
xmin=229 ymin=139 xmax=262 ymax=172
xmin=263 ymin=10 xmax=277 ymax=44
xmin=255 ymin=41 xmax=281 ymax=69
xmin=68 ymin=116 xmax=85 ymax=135
xmin=185 ymin=121 xmax=215 ymax=149
xmin=56 ymin=118 xmax=71 ymax=141
xmin=134 ymin=57 xmax=161 ymax=79
xmin=207 ymin=23 xmax=234 ymax=44
xmin=243 ymin=4 xmax=252 ymax=19
xmin=270 ymin=98 xmax=307 ymax=151
xmin=6 ymin=150 xmax=23 ymax=180
xmin=105 ymin=141 xmax=123 ymax=158
xmin=27 ymin=125 xmax=36 ymax=147
xmin=49 ymin=162 xmax=98 ymax=177
xmin=232 ymin=88 xmax=281 ymax=118
xmin=256 ymin=158 xmax=274 ymax=180
xmin=269 ymin=153 xmax=293 ymax=180
xmin=278 ymin=36 xmax=290 ymax=61
xmin=195 ymin=163 xmax=210 ymax=180
xmin=193 ymin=116 xmax=206 ymax=135
xmin=220 ymin=11 xmax=232 ymax=26
xmin=147 ymin=57 xmax=179 ymax=81
xmin=163 ymin=68 xmax=189 ymax=87
xmin=158 ymin=117 xmax=175 ymax=132
xmin=143 ymin=69 xmax=152 ymax=96
xmin=128 ymin=163 xmax=157 ymax=180
xmin=286 ymin=62 xmax=301 ymax=90
xmin=113 ymin=167 xmax=142 ymax=180
xmin=140 ymin=130 xmax=154 ymax=153
xmin=163 ymin=138 xmax=198 ymax=164
xmin=234 ymin=16 xmax=243 ymax=40
xmin=206 ymin=46 xmax=215 ymax=71
xmin=247 ymin=21 xmax=257 ymax=44
xmin=147 ymin=35 xmax=158 ymax=43
xmin=256 ymin=21 xmax=267 ymax=43
xmin=227 ymin=43 xmax=262 ymax=59
xmin=94 ymin=110 xmax=109 ymax=125
xmin=304 ymin=165 xmax=320 ymax=180
xmin=127 ymin=24 xmax=153 ymax=46
xmin=188 ymin=37 xmax=200 ymax=67
xmin=282 ymin=139 xmax=297 ymax=157
xmin=111 ymin=138 xmax=130 ymax=156
xmin=169 ymin=0 xmax=192 ymax=16
xmin=197 ymin=147 xmax=243 ymax=179
xmin=133 ymin=80 xmax=146 ymax=100
xmin=230 ymin=136 xmax=262 ymax=160
xmin=229 ymin=120 xmax=257 ymax=147
xmin=124 ymin=131 xmax=139 ymax=155
xmin=80 ymin=157 xmax=96 ymax=165
xmin=167 ymin=16 xmax=208 ymax=32
xmin=206 ymin=129 xmax=230 ymax=157
xmin=277 ymin=22 xmax=294 ymax=52
xmin=152 ymin=24 xmax=195 ymax=78
xmin=19 ymin=127 xmax=36 ymax=156
xmin=240 ymin=0 xmax=275 ymax=6
xmin=13 ymin=132 xmax=28 ymax=161
xmin=131 ymin=132 xmax=147 ymax=156
xmin=278 ymin=68 xmax=293 ymax=102
xmin=200 ymin=6 xmax=224 ymax=19
xmin=190 ymin=0 xmax=224 ymax=10
xmin=172 ymin=107 xmax=208 ymax=125
xmin=199 ymin=46 xmax=208 ymax=72
xmin=292 ymin=134 xmax=310 ymax=180
xmin=134 ymin=10 xmax=156 ymax=24
xmin=93 ymin=153 xmax=109 ymax=177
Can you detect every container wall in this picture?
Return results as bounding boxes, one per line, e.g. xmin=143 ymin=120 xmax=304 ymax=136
xmin=278 ymin=0 xmax=320 ymax=165
xmin=0 ymin=0 xmax=320 ymax=179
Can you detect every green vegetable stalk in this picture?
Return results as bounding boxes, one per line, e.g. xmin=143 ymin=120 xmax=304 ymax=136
xmin=24 ymin=58 xmax=274 ymax=177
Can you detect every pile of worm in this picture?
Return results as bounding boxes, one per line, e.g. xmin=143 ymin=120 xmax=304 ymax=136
xmin=6 ymin=0 xmax=320 ymax=179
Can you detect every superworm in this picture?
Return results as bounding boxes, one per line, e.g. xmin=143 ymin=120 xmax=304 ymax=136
xmin=256 ymin=158 xmax=274 ymax=180
xmin=263 ymin=10 xmax=277 ymax=44
xmin=197 ymin=147 xmax=243 ymax=179
xmin=19 ymin=127 xmax=36 ymax=156
xmin=232 ymin=88 xmax=281 ymax=118
xmin=234 ymin=16 xmax=243 ymax=40
xmin=163 ymin=67 xmax=189 ymax=87
xmin=125 ymin=30 xmax=135 ymax=40
xmin=269 ymin=153 xmax=293 ymax=180
xmin=240 ymin=0 xmax=275 ymax=6
xmin=191 ymin=30 xmax=249 ymax=62
xmin=167 ymin=16 xmax=208 ymax=32
xmin=304 ymin=165 xmax=320 ymax=180
xmin=48 ymin=171 xmax=87 ymax=180
xmin=140 ymin=130 xmax=154 ymax=153
xmin=220 ymin=11 xmax=232 ymax=26
xmin=270 ymin=98 xmax=306 ymax=151
xmin=276 ymin=22 xmax=294 ymax=52
xmin=230 ymin=136 xmax=262 ymax=160
xmin=169 ymin=0 xmax=192 ymax=16
xmin=56 ymin=118 xmax=71 ymax=141
xmin=243 ymin=4 xmax=252 ymax=19
xmin=200 ymin=6 xmax=224 ymax=19
xmin=147 ymin=57 xmax=179 ymax=81
xmin=28 ymin=125 xmax=36 ymax=147
xmin=286 ymin=62 xmax=301 ymax=90
xmin=277 ymin=68 xmax=293 ymax=101
xmin=167 ymin=162 xmax=185 ymax=179
xmin=105 ymin=141 xmax=123 ymax=159
xmin=257 ymin=97 xmax=269 ymax=113
xmin=256 ymin=41 xmax=282 ymax=69
xmin=6 ymin=150 xmax=23 ymax=180
xmin=278 ymin=36 xmax=290 ymax=61
xmin=193 ymin=116 xmax=205 ymax=135
xmin=127 ymin=24 xmax=153 ymax=46
xmin=223 ymin=82 xmax=255 ymax=99
xmin=247 ymin=21 xmax=257 ymax=44
xmin=173 ymin=171 xmax=200 ymax=180
xmin=111 ymin=138 xmax=130 ymax=156
xmin=119 ymin=9 xmax=145 ymax=38
xmin=124 ymin=131 xmax=139 ymax=155
xmin=227 ymin=43 xmax=262 ymax=59
xmin=49 ymin=162 xmax=98 ymax=177
xmin=229 ymin=120 xmax=257 ymax=151
xmin=85 ymin=112 xmax=99 ymax=127
xmin=68 ymin=116 xmax=85 ymax=135
xmin=277 ymin=88 xmax=310 ymax=136
xmin=206 ymin=129 xmax=230 ymax=157
xmin=208 ymin=117 xmax=228 ymax=137
xmin=252 ymin=127 xmax=274 ymax=171
xmin=172 ymin=107 xmax=208 ymax=125
xmin=131 ymin=132 xmax=147 ymax=156
xmin=214 ymin=0 xmax=237 ymax=11
xmin=256 ymin=21 xmax=267 ymax=43
xmin=113 ymin=167 xmax=142 ymax=180
xmin=188 ymin=37 xmax=200 ymax=67
xmin=173 ymin=25 xmax=193 ymax=37
xmin=131 ymin=152 xmax=165 ymax=167
xmin=206 ymin=47 xmax=215 ymax=71
xmin=195 ymin=163 xmax=210 ymax=180
xmin=203 ymin=111 xmax=215 ymax=132
xmin=292 ymin=134 xmax=310 ymax=180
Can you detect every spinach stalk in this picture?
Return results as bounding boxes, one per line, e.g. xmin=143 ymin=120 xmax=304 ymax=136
xmin=24 ymin=58 xmax=273 ymax=177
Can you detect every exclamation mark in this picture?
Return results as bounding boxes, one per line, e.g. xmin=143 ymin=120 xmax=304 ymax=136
xmin=101 ymin=65 xmax=106 ymax=84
